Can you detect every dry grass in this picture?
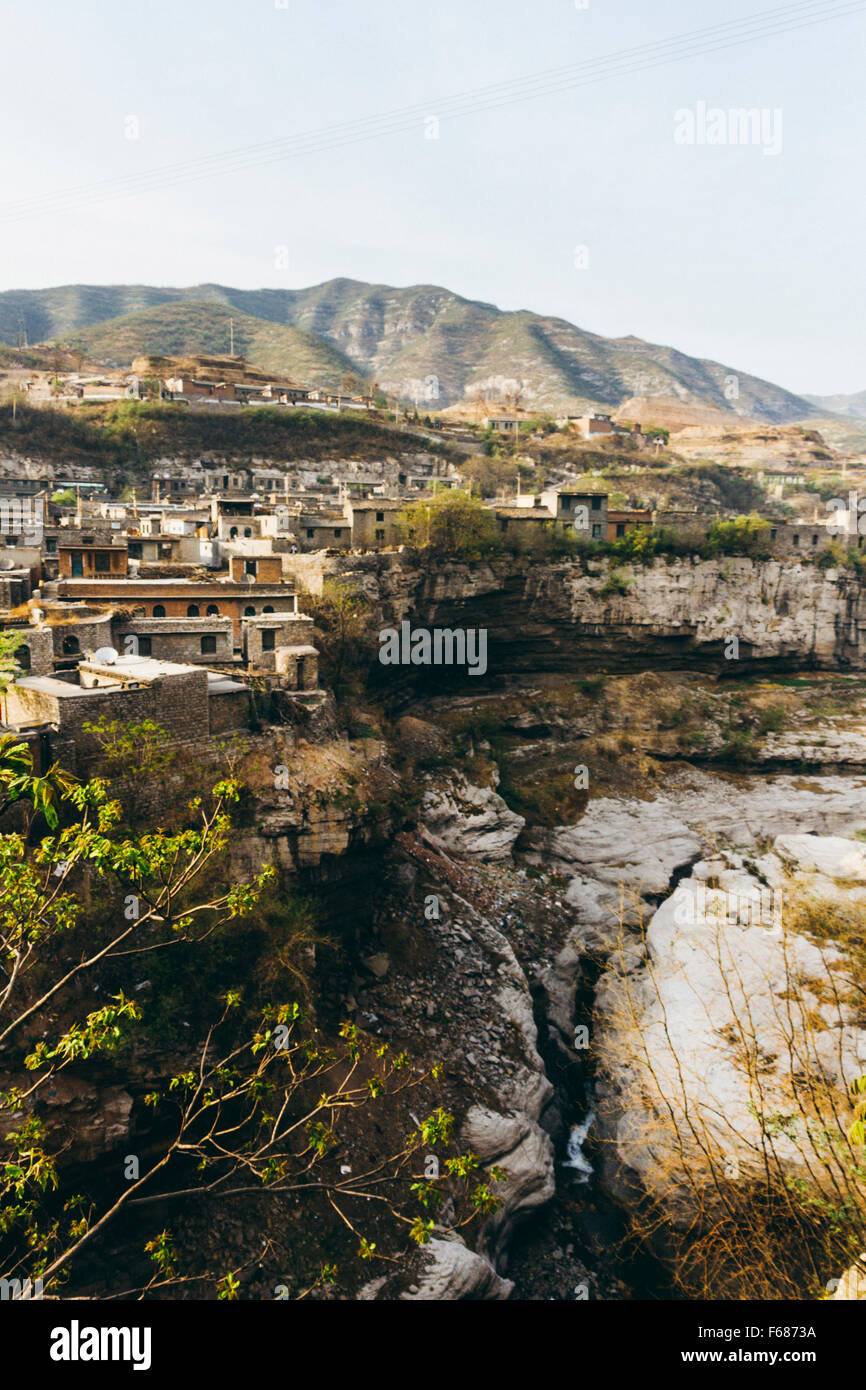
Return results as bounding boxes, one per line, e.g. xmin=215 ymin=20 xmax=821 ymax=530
xmin=595 ymin=889 xmax=866 ymax=1299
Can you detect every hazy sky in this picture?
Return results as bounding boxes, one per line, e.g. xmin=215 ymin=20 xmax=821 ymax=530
xmin=1 ymin=0 xmax=863 ymax=395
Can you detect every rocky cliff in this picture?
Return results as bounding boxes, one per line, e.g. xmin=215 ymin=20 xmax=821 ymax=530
xmin=288 ymin=550 xmax=866 ymax=676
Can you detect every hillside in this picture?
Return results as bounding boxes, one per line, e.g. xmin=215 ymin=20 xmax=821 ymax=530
xmin=76 ymin=301 xmax=358 ymax=389
xmin=0 ymin=278 xmax=817 ymax=422
xmin=0 ymin=399 xmax=459 ymax=491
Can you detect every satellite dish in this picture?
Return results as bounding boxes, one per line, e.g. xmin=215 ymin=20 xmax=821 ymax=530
xmin=92 ymin=646 xmax=119 ymax=665
xmin=243 ymin=572 xmax=256 ymax=584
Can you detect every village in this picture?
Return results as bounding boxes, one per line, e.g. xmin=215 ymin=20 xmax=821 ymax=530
xmin=1 ymin=348 xmax=864 ymax=791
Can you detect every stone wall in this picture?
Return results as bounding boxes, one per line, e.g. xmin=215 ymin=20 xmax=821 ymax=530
xmin=111 ymin=616 xmax=234 ymax=664
xmin=6 ymin=669 xmax=211 ymax=767
xmin=5 ymin=626 xmax=54 ymax=676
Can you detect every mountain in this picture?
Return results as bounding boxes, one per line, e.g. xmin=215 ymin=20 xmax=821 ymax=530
xmin=804 ymin=389 xmax=866 ymax=420
xmin=0 ymin=279 xmax=816 ymax=422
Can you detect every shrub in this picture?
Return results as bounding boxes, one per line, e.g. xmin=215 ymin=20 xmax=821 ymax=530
xmin=599 ymin=569 xmax=632 ymax=598
xmin=701 ymin=513 xmax=773 ymax=559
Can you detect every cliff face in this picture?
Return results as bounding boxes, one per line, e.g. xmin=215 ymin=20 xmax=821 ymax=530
xmin=288 ymin=551 xmax=866 ymax=676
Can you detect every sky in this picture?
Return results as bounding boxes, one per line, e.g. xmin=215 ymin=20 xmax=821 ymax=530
xmin=0 ymin=0 xmax=863 ymax=396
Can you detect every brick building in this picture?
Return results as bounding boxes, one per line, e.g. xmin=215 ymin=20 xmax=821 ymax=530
xmin=53 ymin=579 xmax=298 ymax=641
xmin=58 ymin=537 xmax=129 ymax=580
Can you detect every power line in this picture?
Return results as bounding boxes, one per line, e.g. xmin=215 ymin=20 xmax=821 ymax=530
xmin=0 ymin=0 xmax=862 ymax=225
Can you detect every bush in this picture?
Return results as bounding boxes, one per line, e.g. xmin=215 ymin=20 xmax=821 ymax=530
xmin=599 ymin=569 xmax=632 ymax=598
xmin=577 ymin=673 xmax=607 ymax=698
xmin=701 ymin=514 xmax=773 ymax=559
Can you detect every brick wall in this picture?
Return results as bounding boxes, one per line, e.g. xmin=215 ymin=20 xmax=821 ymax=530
xmin=229 ymin=555 xmax=284 ymax=584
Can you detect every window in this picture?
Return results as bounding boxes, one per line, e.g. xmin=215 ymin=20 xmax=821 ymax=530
xmin=229 ymin=526 xmax=238 ymax=539
xmin=128 ymin=542 xmax=142 ymax=559
xmin=5 ymin=534 xmax=18 ymax=546
xmin=792 ymin=535 xmax=799 ymax=546
xmin=592 ymin=523 xmax=602 ymax=538
xmin=375 ymin=529 xmax=385 ymax=542
xmin=244 ymin=527 xmax=252 ymax=538
xmin=14 ymin=644 xmax=30 ymax=670
xmin=591 ymin=496 xmax=602 ymax=510
xmin=244 ymin=559 xmax=257 ymax=576
xmin=187 ymin=604 xmax=200 ymax=617
xmin=137 ymin=636 xmax=152 ymax=657
xmin=307 ymin=529 xmax=314 ymax=539
xmin=262 ymin=629 xmax=276 ymax=651
xmin=201 ymin=635 xmax=217 ymax=655
xmin=263 ymin=605 xmax=274 ymax=613
xmin=62 ymin=634 xmax=80 ymax=655
xmin=376 ymin=512 xmax=384 ymax=522
xmin=333 ymin=529 xmax=343 ymax=539
xmin=770 ymin=529 xmax=777 ymax=540
xmin=206 ymin=604 xmax=219 ymax=616
xmin=244 ymin=605 xmax=256 ymax=616
xmin=812 ymin=534 xmax=818 ymax=546
xmin=153 ymin=604 xmax=166 ymax=617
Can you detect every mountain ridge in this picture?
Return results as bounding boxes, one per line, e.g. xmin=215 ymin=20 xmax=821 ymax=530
xmin=0 ymin=278 xmax=819 ymax=422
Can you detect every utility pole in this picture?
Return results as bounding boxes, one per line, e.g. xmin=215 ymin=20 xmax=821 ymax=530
xmin=229 ymin=318 xmax=235 ymax=356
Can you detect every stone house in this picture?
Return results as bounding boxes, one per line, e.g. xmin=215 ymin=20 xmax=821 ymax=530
xmin=538 ymin=488 xmax=608 ymax=538
xmin=343 ymin=500 xmax=403 ymax=548
xmin=241 ymin=613 xmax=318 ymax=689
xmin=2 ymin=654 xmax=250 ymax=771
xmin=297 ymin=515 xmax=352 ymax=552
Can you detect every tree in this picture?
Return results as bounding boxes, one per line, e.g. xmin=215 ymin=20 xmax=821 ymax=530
xmin=0 ymin=754 xmax=504 ymax=1297
xmin=397 ymin=490 xmax=502 ymax=562
xmin=299 ymin=579 xmax=373 ymax=694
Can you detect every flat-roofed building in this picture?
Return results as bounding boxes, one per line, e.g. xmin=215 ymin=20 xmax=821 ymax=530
xmin=54 ymin=578 xmax=297 ymax=641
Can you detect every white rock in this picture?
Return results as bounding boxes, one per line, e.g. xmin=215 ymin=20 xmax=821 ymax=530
xmin=421 ymin=773 xmax=525 ymax=860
